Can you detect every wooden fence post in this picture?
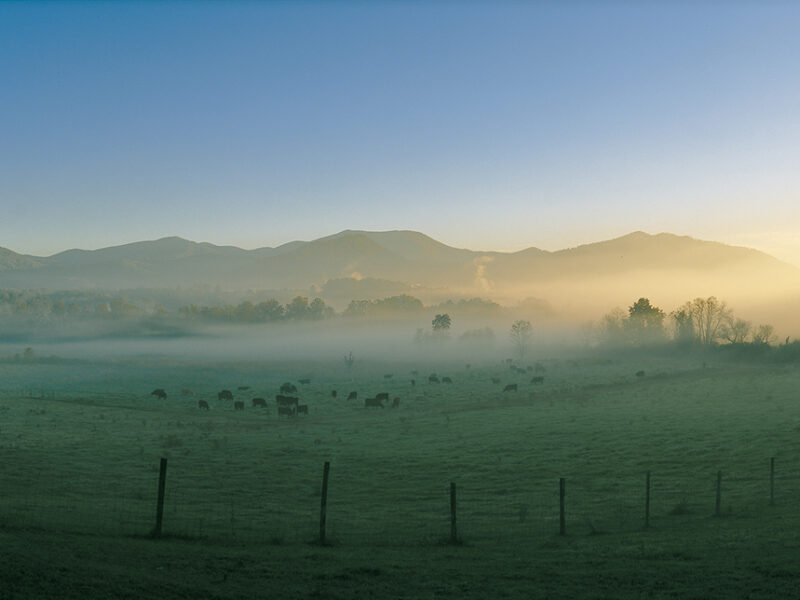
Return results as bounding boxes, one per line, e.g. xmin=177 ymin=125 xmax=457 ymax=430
xmin=450 ymin=482 xmax=458 ymax=543
xmin=154 ymin=457 xmax=167 ymax=537
xmin=319 ymin=461 xmax=330 ymax=544
xmin=559 ymin=478 xmax=566 ymax=536
xmin=644 ymin=471 xmax=651 ymax=529
xmin=770 ymin=458 xmax=775 ymax=506
xmin=715 ymin=470 xmax=722 ymax=517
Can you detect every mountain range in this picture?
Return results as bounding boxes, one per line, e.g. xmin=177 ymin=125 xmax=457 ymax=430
xmin=1 ymin=230 xmax=798 ymax=311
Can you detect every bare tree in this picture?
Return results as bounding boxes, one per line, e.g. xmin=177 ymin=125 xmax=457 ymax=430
xmin=675 ymin=297 xmax=732 ymax=346
xmin=752 ymin=324 xmax=776 ymax=345
xmin=509 ymin=320 xmax=533 ymax=360
xmin=724 ymin=318 xmax=751 ymax=344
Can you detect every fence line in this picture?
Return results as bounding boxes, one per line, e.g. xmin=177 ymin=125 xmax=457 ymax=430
xmin=1 ymin=456 xmax=791 ymax=546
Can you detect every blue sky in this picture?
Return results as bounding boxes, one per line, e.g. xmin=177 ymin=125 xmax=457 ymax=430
xmin=2 ymin=2 xmax=799 ymax=263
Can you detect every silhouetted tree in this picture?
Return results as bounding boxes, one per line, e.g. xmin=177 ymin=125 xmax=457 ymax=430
xmin=509 ymin=319 xmax=533 ymax=359
xmin=626 ymin=298 xmax=665 ymax=345
xmin=752 ymin=324 xmax=776 ymax=345
xmin=671 ymin=307 xmax=694 ymax=347
xmin=724 ymin=318 xmax=751 ymax=344
xmin=432 ymin=313 xmax=451 ymax=333
xmin=675 ymin=296 xmax=732 ymax=346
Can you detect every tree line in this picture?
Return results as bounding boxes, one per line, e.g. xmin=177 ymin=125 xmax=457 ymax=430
xmin=0 ymin=290 xmax=503 ymax=324
xmin=598 ymin=296 xmax=779 ymax=348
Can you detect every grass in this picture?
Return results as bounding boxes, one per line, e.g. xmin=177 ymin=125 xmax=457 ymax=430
xmin=1 ymin=353 xmax=800 ymax=597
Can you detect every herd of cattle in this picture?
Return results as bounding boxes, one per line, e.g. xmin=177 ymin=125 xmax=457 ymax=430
xmin=148 ymin=362 xmax=647 ymax=416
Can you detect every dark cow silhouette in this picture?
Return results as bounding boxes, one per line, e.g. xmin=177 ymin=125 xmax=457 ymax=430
xmin=237 ymin=386 xmax=250 ymax=391
xmin=635 ymin=370 xmax=646 ymax=377
xmin=218 ymin=390 xmax=234 ymax=401
xmin=347 ymin=391 xmax=357 ymax=400
xmin=278 ymin=405 xmax=296 ymax=417
xmin=503 ymin=384 xmax=518 ymax=392
xmin=384 ymin=374 xmax=393 ymax=379
xmin=428 ymin=374 xmax=440 ymax=384
xmin=198 ymin=400 xmax=210 ymax=410
xmin=531 ymin=376 xmax=544 ymax=385
xmin=280 ymin=382 xmax=298 ymax=394
xmin=252 ymin=397 xmax=267 ymax=408
xmin=150 ymin=389 xmax=167 ymax=399
xmin=442 ymin=377 xmax=453 ymax=384
xmin=298 ymin=378 xmax=311 ymax=385
xmin=297 ymin=404 xmax=309 ymax=415
xmin=365 ymin=397 xmax=384 ymax=408
xmin=491 ymin=377 xmax=501 ymax=384
xmin=234 ymin=401 xmax=244 ymax=411
xmin=391 ymin=397 xmax=400 ymax=408
xmin=376 ymin=392 xmax=390 ymax=402
xmin=276 ymin=395 xmax=299 ymax=408
xmin=331 ymin=390 xmax=337 ymax=398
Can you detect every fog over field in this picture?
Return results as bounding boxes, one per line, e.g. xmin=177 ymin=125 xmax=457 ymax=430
xmin=5 ymin=1 xmax=800 ymax=598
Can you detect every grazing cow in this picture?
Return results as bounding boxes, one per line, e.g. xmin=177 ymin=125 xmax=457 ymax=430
xmin=297 ymin=404 xmax=309 ymax=415
xmin=298 ymin=378 xmax=311 ymax=385
xmin=181 ymin=388 xmax=195 ymax=396
xmin=531 ymin=376 xmax=544 ymax=385
xmin=237 ymin=385 xmax=250 ymax=391
xmin=503 ymin=384 xmax=518 ymax=392
xmin=491 ymin=377 xmax=501 ymax=384
xmin=198 ymin=400 xmax=210 ymax=410
xmin=376 ymin=392 xmax=390 ymax=403
xmin=347 ymin=391 xmax=357 ymax=400
xmin=442 ymin=377 xmax=453 ymax=384
xmin=252 ymin=397 xmax=267 ymax=408
xmin=391 ymin=397 xmax=400 ymax=408
xmin=384 ymin=374 xmax=393 ymax=379
xmin=276 ymin=395 xmax=299 ymax=408
xmin=280 ymin=382 xmax=298 ymax=394
xmin=428 ymin=374 xmax=440 ymax=384
xmin=635 ymin=370 xmax=646 ymax=377
xmin=234 ymin=401 xmax=244 ymax=411
xmin=364 ymin=397 xmax=384 ymax=408
xmin=331 ymin=390 xmax=337 ymax=398
xmin=277 ymin=405 xmax=296 ymax=417
xmin=218 ymin=390 xmax=234 ymax=401
xmin=151 ymin=388 xmax=167 ymax=399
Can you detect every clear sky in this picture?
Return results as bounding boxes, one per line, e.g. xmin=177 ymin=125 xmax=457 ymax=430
xmin=2 ymin=2 xmax=799 ymax=264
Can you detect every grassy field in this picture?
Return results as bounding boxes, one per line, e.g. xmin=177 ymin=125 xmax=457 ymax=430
xmin=2 ymin=352 xmax=800 ymax=598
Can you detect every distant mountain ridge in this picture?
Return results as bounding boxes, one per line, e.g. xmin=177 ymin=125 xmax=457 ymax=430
xmin=1 ymin=230 xmax=798 ymax=309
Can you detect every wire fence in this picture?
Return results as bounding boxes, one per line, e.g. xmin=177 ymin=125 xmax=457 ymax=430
xmin=1 ymin=456 xmax=796 ymax=546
